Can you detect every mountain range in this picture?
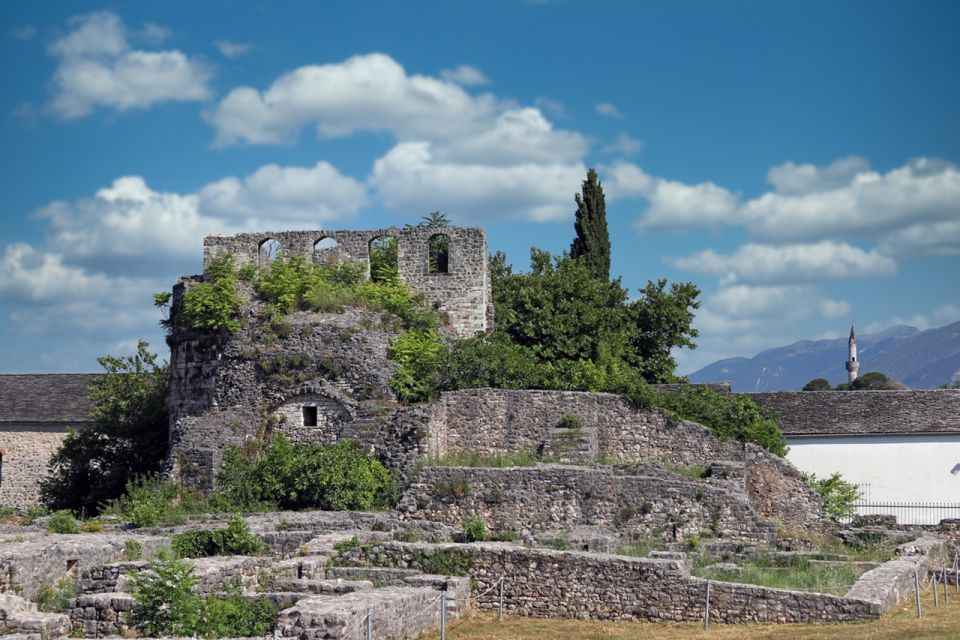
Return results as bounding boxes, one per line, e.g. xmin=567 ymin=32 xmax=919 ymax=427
xmin=688 ymin=320 xmax=960 ymax=392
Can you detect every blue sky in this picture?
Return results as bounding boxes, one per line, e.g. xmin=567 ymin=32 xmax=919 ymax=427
xmin=1 ymin=0 xmax=958 ymax=375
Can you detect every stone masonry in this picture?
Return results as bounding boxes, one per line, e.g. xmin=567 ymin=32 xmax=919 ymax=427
xmin=202 ymin=226 xmax=492 ymax=338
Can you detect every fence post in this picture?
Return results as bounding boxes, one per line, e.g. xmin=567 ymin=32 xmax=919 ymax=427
xmin=498 ymin=576 xmax=505 ymax=621
xmin=704 ymin=581 xmax=711 ymax=629
xmin=933 ymin=572 xmax=939 ymax=608
xmin=943 ymin=565 xmax=949 ymax=603
xmin=440 ymin=591 xmax=446 ymax=640
xmin=915 ymin=572 xmax=922 ymax=618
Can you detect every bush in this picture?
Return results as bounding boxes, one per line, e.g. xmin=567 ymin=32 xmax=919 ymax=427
xmin=47 ymin=510 xmax=80 ymax=534
xmin=172 ymin=517 xmax=264 ymax=558
xmin=461 ymin=516 xmax=486 ymax=542
xmin=124 ymin=540 xmax=143 ymax=561
xmin=106 ymin=476 xmax=185 ymax=528
xmin=33 ymin=578 xmax=76 ymax=612
xmin=388 ymin=328 xmax=444 ymax=403
xmin=216 ymin=435 xmax=396 ymax=512
xmin=130 ymin=558 xmax=203 ymax=637
xmin=197 ymin=586 xmax=277 ymax=638
xmin=803 ymin=378 xmax=832 ymax=391
xmin=808 ymin=472 xmax=860 ymax=522
xmin=183 ymin=255 xmax=242 ymax=333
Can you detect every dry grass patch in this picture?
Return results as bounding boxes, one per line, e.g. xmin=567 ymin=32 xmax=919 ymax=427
xmin=419 ymin=586 xmax=960 ymax=639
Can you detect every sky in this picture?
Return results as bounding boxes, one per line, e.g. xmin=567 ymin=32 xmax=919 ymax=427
xmin=1 ymin=0 xmax=958 ymax=375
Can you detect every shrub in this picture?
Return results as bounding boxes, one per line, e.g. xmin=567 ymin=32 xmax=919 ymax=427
xmin=418 ymin=548 xmax=476 ymax=576
xmin=808 ymin=472 xmax=860 ymax=522
xmin=124 ymin=539 xmax=143 ymax=561
xmin=388 ymin=328 xmax=444 ymax=403
xmin=129 ymin=558 xmax=203 ymax=637
xmin=802 ymin=378 xmax=832 ymax=391
xmin=172 ymin=517 xmax=264 ymax=558
xmin=47 ymin=510 xmax=80 ymax=534
xmin=216 ymin=435 xmax=396 ymax=512
xmin=461 ymin=516 xmax=486 ymax=542
xmin=557 ymin=413 xmax=583 ymax=430
xmin=197 ymin=586 xmax=277 ymax=638
xmin=432 ymin=474 xmax=471 ymax=501
xmin=183 ymin=255 xmax=242 ymax=333
xmin=33 ymin=578 xmax=77 ymax=612
xmin=79 ymin=519 xmax=104 ymax=533
xmin=106 ymin=476 xmax=182 ymax=528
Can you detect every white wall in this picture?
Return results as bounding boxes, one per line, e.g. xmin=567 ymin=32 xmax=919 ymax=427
xmin=787 ymin=435 xmax=960 ymax=524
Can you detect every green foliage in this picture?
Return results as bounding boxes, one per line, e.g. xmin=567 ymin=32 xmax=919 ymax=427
xmin=41 ymin=342 xmax=170 ymax=516
xmin=808 ymin=472 xmax=861 ymax=522
xmin=557 ymin=413 xmax=583 ymax=430
xmin=803 ymin=377 xmax=833 ymax=391
xmin=333 ymin=536 xmax=360 ymax=554
xmin=22 ymin=504 xmax=48 ymax=525
xmin=183 ymin=254 xmax=243 ymax=332
xmin=130 ymin=558 xmax=203 ymax=637
xmin=570 ymin=169 xmax=611 ymax=281
xmin=46 ymin=510 xmax=80 ymax=534
xmin=33 ymin=578 xmax=77 ymax=613
xmin=104 ymin=476 xmax=200 ymax=528
xmin=694 ymin=553 xmax=866 ymax=596
xmin=369 ymin=236 xmax=399 ymax=283
xmin=646 ymin=386 xmax=787 ymax=456
xmin=418 ymin=548 xmax=476 ymax=576
xmin=197 ymin=586 xmax=277 ymax=639
xmin=388 ymin=328 xmax=444 ymax=403
xmin=124 ymin=540 xmax=143 ymax=561
xmin=461 ymin=516 xmax=486 ymax=542
xmin=216 ymin=435 xmax=396 ymax=512
xmin=172 ymin=517 xmax=264 ymax=558
xmin=940 ymin=379 xmax=960 ymax=389
xmin=851 ymin=371 xmax=905 ymax=390
xmin=624 ymin=279 xmax=701 ymax=383
xmin=431 ymin=474 xmax=471 ymax=500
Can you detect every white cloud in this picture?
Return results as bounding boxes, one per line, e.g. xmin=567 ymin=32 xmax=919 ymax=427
xmin=370 ymin=141 xmax=586 ymax=222
xmin=439 ymin=64 xmax=489 ymax=86
xmin=0 ymin=244 xmax=113 ymax=303
xmin=140 ymin=22 xmax=170 ymax=45
xmin=602 ymin=133 xmax=643 ymax=156
xmin=877 ymin=219 xmax=960 ymax=257
xmin=199 ymin=161 xmax=369 ymax=222
xmin=766 ymin=155 xmax=870 ymax=195
xmin=637 ymin=178 xmax=739 ymax=232
xmin=708 ymin=285 xmax=849 ymax=321
xmin=207 ymin=53 xmax=502 ymax=146
xmin=602 ymin=161 xmax=655 ymax=199
xmin=863 ymin=305 xmax=960 ymax=333
xmin=48 ymin=11 xmax=211 ymax=118
xmin=10 ymin=25 xmax=37 ymax=41
xmin=214 ymin=39 xmax=251 ymax=58
xmin=595 ymin=102 xmax=623 ymax=118
xmin=669 ymin=241 xmax=897 ymax=285
xmin=534 ymin=97 xmax=568 ymax=119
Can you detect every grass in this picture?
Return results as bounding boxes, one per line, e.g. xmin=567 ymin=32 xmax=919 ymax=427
xmin=693 ymin=557 xmax=865 ymax=596
xmin=421 ymin=451 xmax=540 ymax=468
xmin=416 ymin=584 xmax=960 ymax=639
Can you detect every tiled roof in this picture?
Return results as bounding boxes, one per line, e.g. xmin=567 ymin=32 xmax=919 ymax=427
xmin=0 ymin=374 xmax=102 ymax=424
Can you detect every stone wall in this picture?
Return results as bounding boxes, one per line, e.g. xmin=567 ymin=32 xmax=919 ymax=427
xmin=749 ymin=389 xmax=960 ymax=436
xmin=0 ymin=424 xmax=69 ymax=507
xmin=346 ymin=542 xmax=882 ymax=623
xmin=399 ymin=464 xmax=778 ymax=544
xmin=202 ymin=226 xmax=492 ymax=338
xmin=844 ymin=535 xmax=947 ymax=611
xmin=744 ymin=445 xmax=822 ymax=531
xmin=426 ymin=389 xmax=743 ymax=467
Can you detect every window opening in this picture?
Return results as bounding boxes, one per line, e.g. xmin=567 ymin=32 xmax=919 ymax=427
xmin=369 ymin=236 xmax=398 ymax=283
xmin=428 ymin=234 xmax=450 ymax=274
xmin=313 ymin=237 xmax=339 ymax=265
xmin=258 ymin=238 xmax=283 ymax=265
xmin=303 ymin=406 xmax=318 ymax=427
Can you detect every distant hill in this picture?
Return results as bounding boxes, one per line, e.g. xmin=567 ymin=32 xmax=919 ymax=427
xmin=689 ymin=320 xmax=960 ymax=392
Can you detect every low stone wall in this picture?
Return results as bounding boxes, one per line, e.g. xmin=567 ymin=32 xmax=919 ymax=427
xmin=276 ymin=577 xmax=470 ymax=640
xmin=427 ymin=389 xmax=743 ymax=467
xmin=399 ymin=464 xmax=777 ymax=544
xmin=0 ymin=534 xmax=169 ymax=600
xmin=845 ymin=535 xmax=947 ymax=611
xmin=345 ymin=542 xmax=882 ymax=624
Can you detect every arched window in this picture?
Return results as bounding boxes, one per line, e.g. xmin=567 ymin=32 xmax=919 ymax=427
xmin=258 ymin=238 xmax=283 ymax=265
xmin=428 ymin=233 xmax=450 ymax=274
xmin=369 ymin=235 xmax=398 ymax=283
xmin=313 ymin=237 xmax=339 ymax=266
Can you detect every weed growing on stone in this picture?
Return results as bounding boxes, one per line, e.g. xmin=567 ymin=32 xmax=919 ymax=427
xmin=461 ymin=516 xmax=486 ymax=542
xmin=33 ymin=577 xmax=76 ymax=612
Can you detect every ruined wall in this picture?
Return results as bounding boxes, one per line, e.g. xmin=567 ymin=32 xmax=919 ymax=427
xmin=427 ymin=389 xmax=743 ymax=467
xmin=749 ymin=389 xmax=960 ymax=436
xmin=399 ymin=465 xmax=778 ymax=544
xmin=744 ymin=444 xmax=822 ymax=531
xmin=348 ymin=542 xmax=882 ymax=623
xmin=203 ymin=226 xmax=492 ymax=338
xmin=0 ymin=424 xmax=70 ymax=507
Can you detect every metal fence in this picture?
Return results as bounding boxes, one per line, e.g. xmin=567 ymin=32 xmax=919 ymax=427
xmin=844 ymin=484 xmax=960 ymax=525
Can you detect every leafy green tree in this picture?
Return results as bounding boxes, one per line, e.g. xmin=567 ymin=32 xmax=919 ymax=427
xmin=802 ymin=378 xmax=833 ymax=391
xmin=624 ymin=279 xmax=701 ymax=383
xmin=808 ymin=472 xmax=861 ymax=522
xmin=570 ymin=168 xmax=611 ymax=281
xmin=850 ymin=371 xmax=907 ymax=390
xmin=369 ymin=236 xmax=399 ymax=283
xmin=40 ymin=341 xmax=170 ymax=516
xmin=129 ymin=557 xmax=203 ymax=637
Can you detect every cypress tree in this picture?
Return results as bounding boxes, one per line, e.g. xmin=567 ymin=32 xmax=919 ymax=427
xmin=570 ymin=168 xmax=611 ymax=281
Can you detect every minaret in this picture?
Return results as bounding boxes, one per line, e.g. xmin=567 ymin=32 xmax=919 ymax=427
xmin=845 ymin=323 xmax=860 ymax=383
